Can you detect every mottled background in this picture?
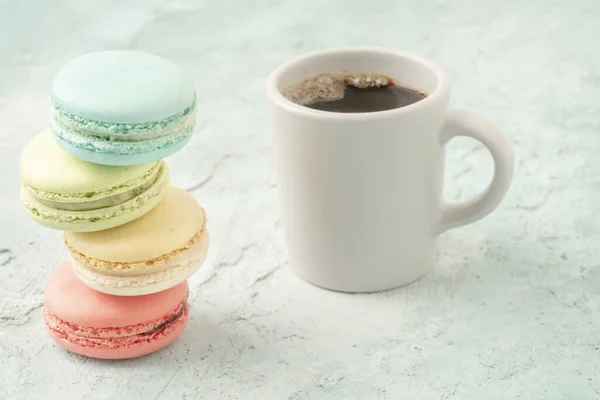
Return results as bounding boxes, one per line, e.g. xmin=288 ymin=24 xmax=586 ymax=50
xmin=0 ymin=0 xmax=598 ymax=399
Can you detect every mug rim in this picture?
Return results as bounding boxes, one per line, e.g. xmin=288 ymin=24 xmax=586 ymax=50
xmin=266 ymin=46 xmax=449 ymax=120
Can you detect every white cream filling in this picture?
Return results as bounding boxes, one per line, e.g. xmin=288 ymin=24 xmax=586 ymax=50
xmin=51 ymin=106 xmax=197 ymax=141
xmin=71 ymin=231 xmax=209 ymax=288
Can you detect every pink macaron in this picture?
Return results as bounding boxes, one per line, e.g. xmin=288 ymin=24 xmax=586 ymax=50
xmin=44 ymin=260 xmax=189 ymax=359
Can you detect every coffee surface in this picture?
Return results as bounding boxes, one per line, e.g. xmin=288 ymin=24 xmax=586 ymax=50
xmin=282 ymin=73 xmax=426 ymax=113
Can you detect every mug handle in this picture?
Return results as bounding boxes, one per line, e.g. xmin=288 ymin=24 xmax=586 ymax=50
xmin=437 ymin=109 xmax=515 ymax=234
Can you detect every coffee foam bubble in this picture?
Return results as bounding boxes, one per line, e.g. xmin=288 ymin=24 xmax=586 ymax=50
xmin=282 ymin=73 xmax=394 ymax=106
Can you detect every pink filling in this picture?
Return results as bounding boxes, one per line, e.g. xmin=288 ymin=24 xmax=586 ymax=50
xmin=44 ymin=301 xmax=188 ymax=349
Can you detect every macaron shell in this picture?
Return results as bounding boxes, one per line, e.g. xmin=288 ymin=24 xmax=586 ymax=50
xmin=20 ymin=130 xmax=156 ymax=195
xmin=45 ymin=260 xmax=188 ymax=328
xmin=65 ymin=187 xmax=205 ymax=262
xmin=52 ymin=51 xmax=195 ymax=124
xmin=52 ymin=128 xmax=193 ymax=166
xmin=46 ymin=313 xmax=188 ymax=359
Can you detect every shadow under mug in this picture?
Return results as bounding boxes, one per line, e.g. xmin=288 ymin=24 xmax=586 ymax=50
xmin=267 ymin=47 xmax=514 ymax=293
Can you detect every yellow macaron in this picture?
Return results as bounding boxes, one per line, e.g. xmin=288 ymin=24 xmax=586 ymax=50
xmin=65 ymin=187 xmax=209 ymax=296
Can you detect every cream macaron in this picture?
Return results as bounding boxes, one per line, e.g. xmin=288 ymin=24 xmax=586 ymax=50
xmin=64 ymin=187 xmax=209 ymax=296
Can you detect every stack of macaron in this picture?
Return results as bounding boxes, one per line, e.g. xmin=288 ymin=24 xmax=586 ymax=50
xmin=20 ymin=51 xmax=210 ymax=359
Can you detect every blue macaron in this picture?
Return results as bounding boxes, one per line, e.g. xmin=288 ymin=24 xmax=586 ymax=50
xmin=50 ymin=51 xmax=197 ymax=166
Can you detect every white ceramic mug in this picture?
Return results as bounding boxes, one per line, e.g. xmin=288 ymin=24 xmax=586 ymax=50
xmin=266 ymin=47 xmax=514 ymax=293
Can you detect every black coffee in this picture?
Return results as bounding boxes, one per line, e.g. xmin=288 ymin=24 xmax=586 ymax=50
xmin=282 ymin=73 xmax=426 ymax=113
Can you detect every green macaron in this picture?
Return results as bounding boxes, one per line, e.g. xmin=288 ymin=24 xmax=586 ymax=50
xmin=20 ymin=130 xmax=170 ymax=232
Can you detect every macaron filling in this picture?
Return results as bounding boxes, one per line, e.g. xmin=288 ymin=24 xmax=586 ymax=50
xmin=50 ymin=98 xmax=197 ymax=140
xmin=24 ymin=161 xmax=164 ymax=211
xmin=50 ymin=116 xmax=195 ymax=156
xmin=44 ymin=297 xmax=188 ymax=348
xmin=69 ymin=227 xmax=209 ymax=289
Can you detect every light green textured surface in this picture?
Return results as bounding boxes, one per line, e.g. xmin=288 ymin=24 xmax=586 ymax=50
xmin=0 ymin=0 xmax=599 ymax=399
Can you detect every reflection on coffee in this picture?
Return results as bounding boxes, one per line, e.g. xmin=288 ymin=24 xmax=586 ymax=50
xmin=282 ymin=73 xmax=426 ymax=113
